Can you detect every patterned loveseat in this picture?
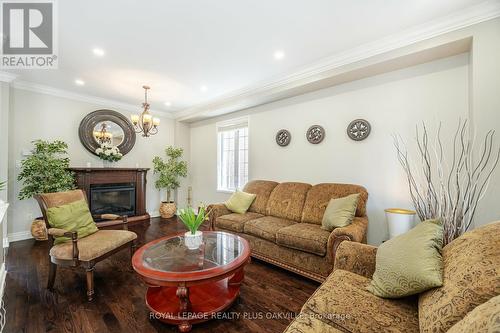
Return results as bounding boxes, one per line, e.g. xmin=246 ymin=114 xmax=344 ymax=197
xmin=207 ymin=180 xmax=368 ymax=282
xmin=284 ymin=221 xmax=500 ymax=333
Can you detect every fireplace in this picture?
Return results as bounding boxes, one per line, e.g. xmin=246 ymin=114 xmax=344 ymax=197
xmin=90 ymin=183 xmax=136 ymax=218
xmin=70 ymin=167 xmax=150 ymax=226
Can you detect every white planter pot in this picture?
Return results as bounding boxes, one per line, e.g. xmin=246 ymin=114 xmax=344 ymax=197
xmin=385 ymin=208 xmax=416 ymax=239
xmin=184 ymin=231 xmax=203 ymax=250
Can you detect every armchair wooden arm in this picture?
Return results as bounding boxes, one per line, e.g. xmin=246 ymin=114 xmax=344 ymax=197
xmin=47 ymin=228 xmax=79 ymax=261
xmin=93 ymin=214 xmax=129 ymax=230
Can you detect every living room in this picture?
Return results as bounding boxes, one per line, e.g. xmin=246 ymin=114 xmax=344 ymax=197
xmin=0 ymin=1 xmax=499 ymax=332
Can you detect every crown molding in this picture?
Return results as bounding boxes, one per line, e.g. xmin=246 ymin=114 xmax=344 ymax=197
xmin=0 ymin=71 xmax=18 ymax=83
xmin=175 ymin=0 xmax=500 ymax=121
xmin=10 ymin=80 xmax=174 ymax=118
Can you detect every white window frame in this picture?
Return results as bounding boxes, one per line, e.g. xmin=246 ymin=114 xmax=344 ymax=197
xmin=216 ymin=117 xmax=249 ymax=193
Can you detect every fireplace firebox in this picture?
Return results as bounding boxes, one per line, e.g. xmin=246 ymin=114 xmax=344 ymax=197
xmin=90 ymin=183 xmax=136 ymax=218
xmin=70 ymin=167 xmax=150 ymax=226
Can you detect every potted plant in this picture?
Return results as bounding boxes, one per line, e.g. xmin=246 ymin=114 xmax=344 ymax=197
xmin=153 ymin=146 xmax=188 ymax=218
xmin=18 ymin=140 xmax=76 ymax=240
xmin=177 ymin=205 xmax=208 ymax=249
xmin=96 ymin=143 xmax=123 ymax=167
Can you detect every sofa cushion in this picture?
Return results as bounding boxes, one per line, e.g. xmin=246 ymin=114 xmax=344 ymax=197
xmin=418 ymin=221 xmax=500 ymax=333
xmin=215 ymin=212 xmax=263 ymax=233
xmin=244 ymin=216 xmax=296 ymax=242
xmin=266 ymin=182 xmax=311 ymax=222
xmin=304 ymin=269 xmax=419 ymax=333
xmin=243 ymin=180 xmax=279 ymax=215
xmin=301 ymin=183 xmax=368 ymax=224
xmin=276 ymin=223 xmax=330 ymax=256
xmin=447 ymin=294 xmax=500 ymax=333
xmin=50 ymin=230 xmax=137 ymax=261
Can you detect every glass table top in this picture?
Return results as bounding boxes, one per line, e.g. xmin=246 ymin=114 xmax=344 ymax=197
xmin=141 ymin=232 xmax=246 ymax=273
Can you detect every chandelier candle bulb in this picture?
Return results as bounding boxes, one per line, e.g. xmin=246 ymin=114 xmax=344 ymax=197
xmin=153 ymin=118 xmax=160 ymax=126
xmin=143 ymin=114 xmax=152 ymax=124
xmin=131 ymin=114 xmax=139 ymax=124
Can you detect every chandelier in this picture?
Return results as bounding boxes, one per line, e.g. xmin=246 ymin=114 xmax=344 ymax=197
xmin=131 ymin=85 xmax=160 ymax=137
xmin=93 ymin=123 xmax=112 ymax=145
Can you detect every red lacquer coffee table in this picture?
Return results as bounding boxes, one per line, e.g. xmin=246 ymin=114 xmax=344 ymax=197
xmin=132 ymin=231 xmax=251 ymax=332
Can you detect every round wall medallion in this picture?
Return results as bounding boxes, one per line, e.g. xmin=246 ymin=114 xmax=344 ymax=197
xmin=306 ymin=125 xmax=325 ymax=144
xmin=347 ymin=119 xmax=371 ymax=141
xmin=276 ymin=129 xmax=291 ymax=147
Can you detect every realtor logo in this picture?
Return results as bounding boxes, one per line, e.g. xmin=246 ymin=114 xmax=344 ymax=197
xmin=1 ymin=0 xmax=57 ymax=68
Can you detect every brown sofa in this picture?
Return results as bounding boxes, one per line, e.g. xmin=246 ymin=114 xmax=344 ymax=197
xmin=207 ymin=180 xmax=369 ymax=282
xmin=284 ymin=221 xmax=500 ymax=333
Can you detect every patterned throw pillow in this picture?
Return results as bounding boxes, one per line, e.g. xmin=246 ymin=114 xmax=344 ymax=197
xmin=225 ymin=190 xmax=257 ymax=214
xmin=367 ymin=219 xmax=443 ymax=298
xmin=321 ymin=193 xmax=359 ymax=231
xmin=46 ymin=199 xmax=98 ymax=244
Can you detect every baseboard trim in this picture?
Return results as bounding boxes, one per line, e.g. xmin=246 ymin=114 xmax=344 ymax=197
xmin=149 ymin=211 xmax=160 ymax=218
xmin=7 ymin=231 xmax=33 ymax=243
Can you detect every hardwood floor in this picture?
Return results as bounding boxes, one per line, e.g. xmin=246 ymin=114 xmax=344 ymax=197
xmin=4 ymin=218 xmax=318 ymax=333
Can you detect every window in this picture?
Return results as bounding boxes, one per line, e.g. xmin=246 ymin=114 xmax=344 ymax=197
xmin=217 ymin=118 xmax=249 ymax=192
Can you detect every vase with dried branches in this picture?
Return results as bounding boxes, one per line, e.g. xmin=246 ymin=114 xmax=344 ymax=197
xmin=394 ymin=120 xmax=500 ymax=245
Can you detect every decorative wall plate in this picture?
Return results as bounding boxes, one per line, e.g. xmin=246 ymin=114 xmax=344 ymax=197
xmin=306 ymin=125 xmax=325 ymax=144
xmin=276 ymin=129 xmax=291 ymax=146
xmin=347 ymin=119 xmax=371 ymax=141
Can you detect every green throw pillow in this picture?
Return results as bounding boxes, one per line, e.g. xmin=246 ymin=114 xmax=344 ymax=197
xmin=46 ymin=200 xmax=98 ymax=245
xmin=225 ymin=190 xmax=256 ymax=214
xmin=321 ymin=193 xmax=359 ymax=231
xmin=367 ymin=219 xmax=443 ymax=298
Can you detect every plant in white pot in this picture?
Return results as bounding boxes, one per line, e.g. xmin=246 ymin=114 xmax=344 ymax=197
xmin=18 ymin=140 xmax=76 ymax=241
xmin=153 ymin=146 xmax=188 ymax=218
xmin=178 ymin=205 xmax=208 ymax=250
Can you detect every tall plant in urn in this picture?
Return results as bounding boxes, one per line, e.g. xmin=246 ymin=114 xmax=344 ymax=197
xmin=18 ymin=140 xmax=76 ymax=240
xmin=153 ymin=146 xmax=188 ymax=218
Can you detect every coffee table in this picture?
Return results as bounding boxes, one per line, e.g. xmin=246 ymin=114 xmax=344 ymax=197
xmin=132 ymin=231 xmax=251 ymax=332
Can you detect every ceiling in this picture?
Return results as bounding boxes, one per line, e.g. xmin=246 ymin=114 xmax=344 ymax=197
xmin=5 ymin=0 xmax=491 ymax=116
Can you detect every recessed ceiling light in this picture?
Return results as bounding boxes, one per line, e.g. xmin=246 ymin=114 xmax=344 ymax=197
xmin=274 ymin=50 xmax=285 ymax=60
xmin=75 ymin=79 xmax=85 ymax=86
xmin=92 ymin=48 xmax=105 ymax=57
xmin=200 ymin=85 xmax=208 ymax=92
xmin=164 ymin=101 xmax=172 ymax=107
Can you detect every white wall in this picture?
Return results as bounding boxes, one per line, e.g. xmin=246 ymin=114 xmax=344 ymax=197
xmin=7 ymin=88 xmax=175 ymax=236
xmin=190 ymin=53 xmax=470 ymax=245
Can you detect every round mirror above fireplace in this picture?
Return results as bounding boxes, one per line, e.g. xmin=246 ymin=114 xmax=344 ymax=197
xmin=79 ymin=109 xmax=136 ymax=156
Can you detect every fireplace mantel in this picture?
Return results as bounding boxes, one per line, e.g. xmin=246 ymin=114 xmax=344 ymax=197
xmin=70 ymin=167 xmax=150 ymax=226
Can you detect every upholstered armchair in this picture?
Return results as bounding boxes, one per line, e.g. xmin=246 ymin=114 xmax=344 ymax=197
xmin=35 ymin=189 xmax=138 ymax=301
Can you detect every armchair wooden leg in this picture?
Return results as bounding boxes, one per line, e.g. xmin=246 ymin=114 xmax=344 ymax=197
xmin=47 ymin=261 xmax=57 ymax=290
xmin=86 ymin=267 xmax=95 ymax=302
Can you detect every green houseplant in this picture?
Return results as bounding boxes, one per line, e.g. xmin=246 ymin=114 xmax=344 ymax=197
xmin=18 ymin=140 xmax=75 ymax=240
xmin=152 ymin=146 xmax=188 ymax=218
xmin=178 ymin=205 xmax=208 ymax=249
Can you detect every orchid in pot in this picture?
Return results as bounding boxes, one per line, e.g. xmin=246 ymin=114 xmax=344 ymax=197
xmin=177 ymin=205 xmax=209 ymax=249
xmin=96 ymin=143 xmax=122 ymax=167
